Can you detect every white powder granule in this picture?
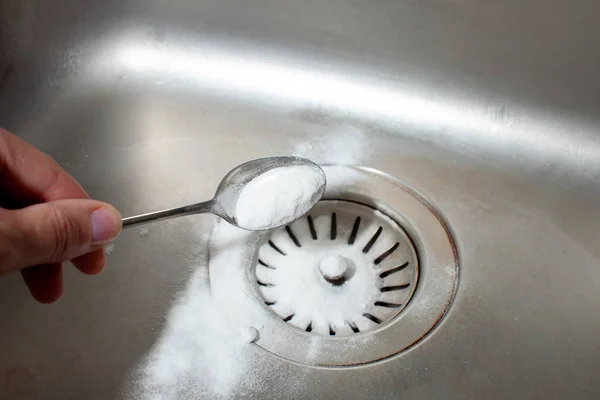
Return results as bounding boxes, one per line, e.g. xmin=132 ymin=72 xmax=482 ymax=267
xmin=105 ymin=244 xmax=115 ymax=255
xmin=237 ymin=327 xmax=259 ymax=344
xmin=234 ymin=165 xmax=325 ymax=231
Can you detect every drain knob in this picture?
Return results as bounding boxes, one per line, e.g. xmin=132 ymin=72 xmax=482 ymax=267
xmin=318 ymin=254 xmax=350 ymax=285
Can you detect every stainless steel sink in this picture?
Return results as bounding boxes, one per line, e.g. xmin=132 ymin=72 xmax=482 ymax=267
xmin=2 ymin=0 xmax=600 ymax=399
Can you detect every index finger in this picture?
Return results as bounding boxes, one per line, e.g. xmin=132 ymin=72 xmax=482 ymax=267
xmin=0 ymin=128 xmax=89 ymax=204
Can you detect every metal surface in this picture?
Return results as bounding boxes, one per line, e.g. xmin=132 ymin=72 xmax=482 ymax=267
xmin=121 ymin=156 xmax=325 ymax=229
xmin=2 ymin=0 xmax=600 ymax=399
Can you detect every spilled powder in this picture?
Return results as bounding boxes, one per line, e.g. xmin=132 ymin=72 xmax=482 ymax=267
xmin=128 ymin=224 xmax=264 ymax=399
xmin=292 ymin=127 xmax=372 ymax=165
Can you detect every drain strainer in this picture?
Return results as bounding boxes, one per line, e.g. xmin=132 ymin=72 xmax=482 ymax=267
xmin=255 ymin=200 xmax=418 ymax=337
xmin=209 ymin=165 xmax=458 ymax=367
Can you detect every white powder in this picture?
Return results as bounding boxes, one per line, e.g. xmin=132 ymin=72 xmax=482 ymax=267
xmin=129 ymin=274 xmax=251 ymax=399
xmin=234 ymin=165 xmax=325 ymax=230
xmin=128 ymin=223 xmax=270 ymax=399
xmin=292 ymin=127 xmax=372 ymax=165
xmin=237 ymin=327 xmax=259 ymax=344
xmin=105 ymin=244 xmax=115 ymax=255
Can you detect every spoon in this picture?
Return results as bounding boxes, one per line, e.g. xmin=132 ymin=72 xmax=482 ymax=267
xmin=122 ymin=156 xmax=326 ymax=231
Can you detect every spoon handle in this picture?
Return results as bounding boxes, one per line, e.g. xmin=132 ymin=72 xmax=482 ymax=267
xmin=122 ymin=200 xmax=214 ymax=228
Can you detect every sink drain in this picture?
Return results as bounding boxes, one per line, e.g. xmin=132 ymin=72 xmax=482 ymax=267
xmin=209 ymin=165 xmax=458 ymax=367
xmin=255 ymin=200 xmax=418 ymax=337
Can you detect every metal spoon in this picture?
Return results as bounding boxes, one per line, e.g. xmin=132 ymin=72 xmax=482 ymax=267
xmin=122 ymin=156 xmax=326 ymax=231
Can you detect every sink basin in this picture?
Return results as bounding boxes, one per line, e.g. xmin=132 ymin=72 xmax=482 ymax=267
xmin=2 ymin=0 xmax=600 ymax=399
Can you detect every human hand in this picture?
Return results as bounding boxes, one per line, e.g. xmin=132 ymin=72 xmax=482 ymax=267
xmin=0 ymin=128 xmax=122 ymax=303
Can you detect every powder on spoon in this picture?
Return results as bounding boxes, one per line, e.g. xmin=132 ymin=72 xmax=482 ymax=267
xmin=234 ymin=165 xmax=325 ymax=230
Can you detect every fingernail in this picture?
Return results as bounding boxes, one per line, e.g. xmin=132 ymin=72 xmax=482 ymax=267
xmin=91 ymin=207 xmax=122 ymax=245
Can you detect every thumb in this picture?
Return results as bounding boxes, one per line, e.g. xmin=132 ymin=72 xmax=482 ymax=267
xmin=0 ymin=199 xmax=122 ymax=273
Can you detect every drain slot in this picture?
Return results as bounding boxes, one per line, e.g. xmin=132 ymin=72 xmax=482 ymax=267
xmin=348 ymin=216 xmax=361 ymax=245
xmin=258 ymin=259 xmax=275 ymax=270
xmin=375 ymin=301 xmax=402 ymax=308
xmin=380 ymin=284 xmax=410 ymax=292
xmin=257 ymin=279 xmax=274 ymax=287
xmin=329 ymin=325 xmax=336 ymax=336
xmin=285 ymin=226 xmax=302 ymax=247
xmin=307 ymin=216 xmax=318 ymax=240
xmin=283 ymin=314 xmax=295 ymax=322
xmin=374 ymin=242 xmax=400 ymax=264
xmin=268 ymin=240 xmax=286 ymax=256
xmin=362 ymin=227 xmax=383 ymax=253
xmin=330 ymin=213 xmax=337 ymax=240
xmin=380 ymin=262 xmax=409 ymax=278
xmin=363 ymin=313 xmax=383 ymax=324
xmin=348 ymin=322 xmax=360 ymax=333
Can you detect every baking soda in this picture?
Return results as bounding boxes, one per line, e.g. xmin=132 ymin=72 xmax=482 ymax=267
xmin=234 ymin=165 xmax=325 ymax=230
xmin=105 ymin=244 xmax=115 ymax=255
xmin=237 ymin=327 xmax=259 ymax=343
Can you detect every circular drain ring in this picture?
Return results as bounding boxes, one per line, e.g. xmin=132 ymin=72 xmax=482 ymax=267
xmin=210 ymin=165 xmax=458 ymax=366
xmin=255 ymin=200 xmax=419 ymax=337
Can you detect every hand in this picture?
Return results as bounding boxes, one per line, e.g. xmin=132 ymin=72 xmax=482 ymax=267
xmin=0 ymin=128 xmax=122 ymax=303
